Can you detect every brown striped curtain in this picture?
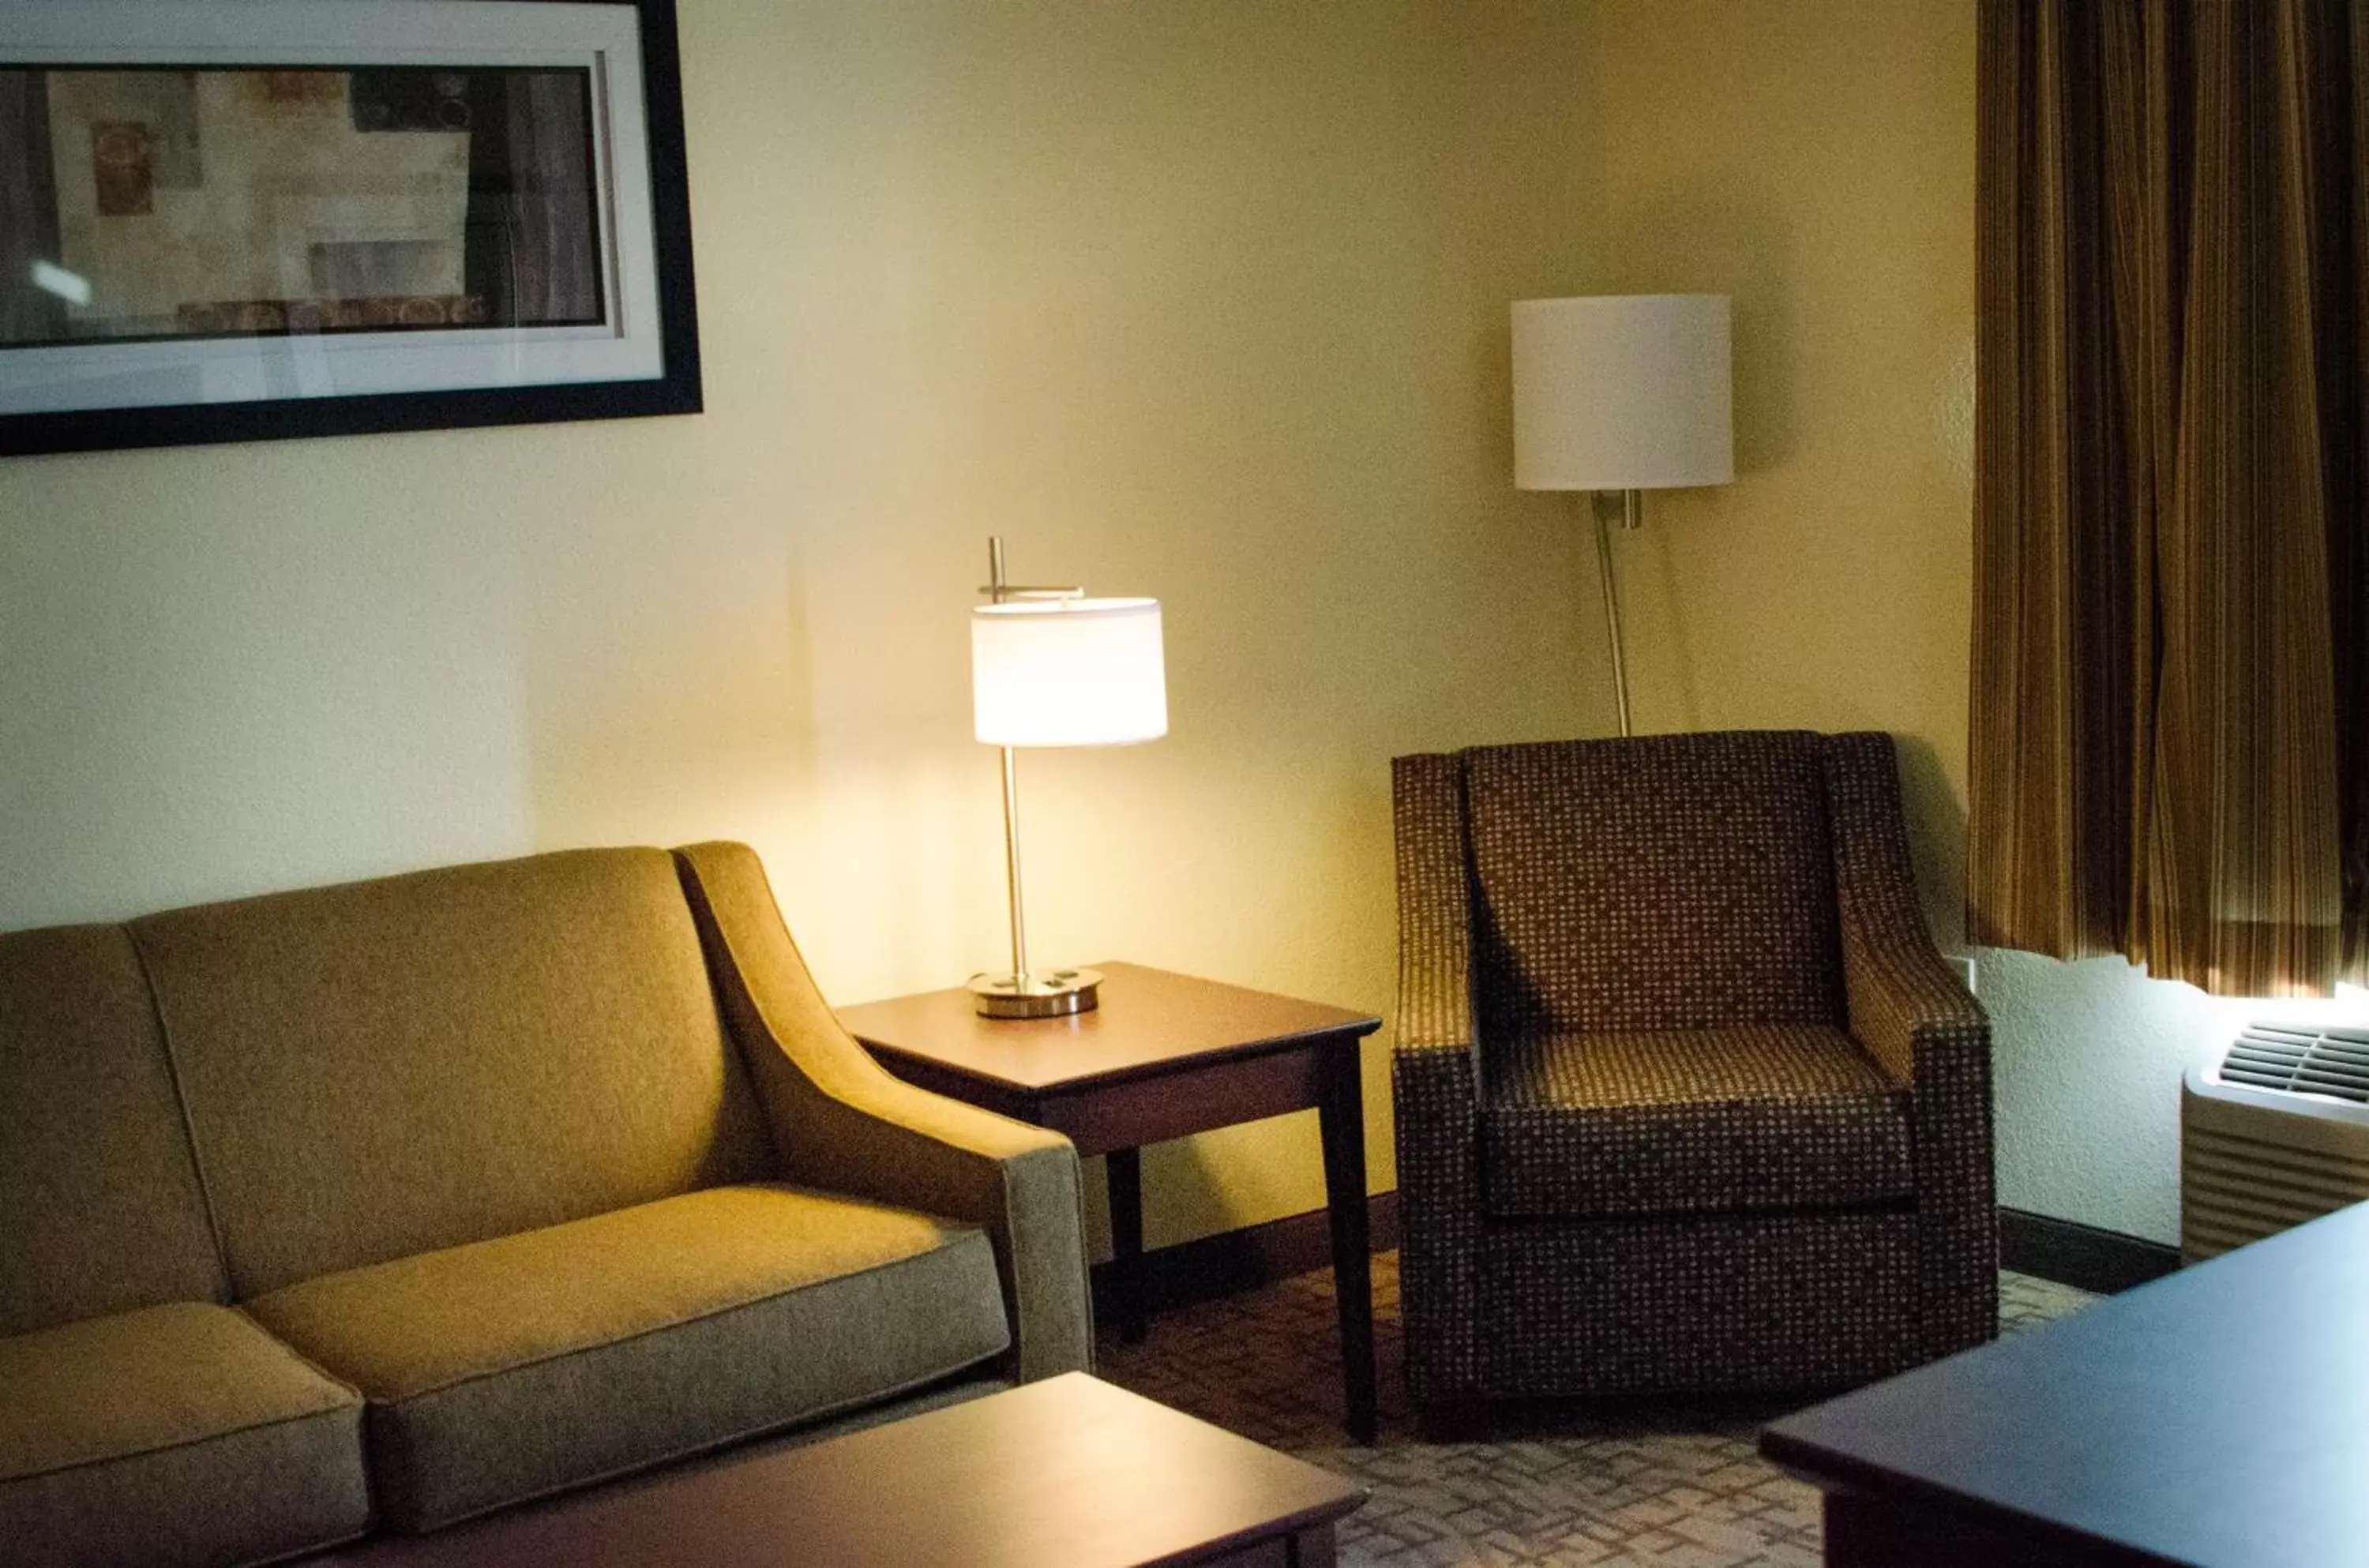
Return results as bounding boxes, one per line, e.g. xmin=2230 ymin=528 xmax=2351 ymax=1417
xmin=1969 ymin=0 xmax=2369 ymax=997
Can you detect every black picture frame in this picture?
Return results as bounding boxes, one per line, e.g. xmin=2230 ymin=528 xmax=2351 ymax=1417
xmin=0 ymin=0 xmax=701 ymax=459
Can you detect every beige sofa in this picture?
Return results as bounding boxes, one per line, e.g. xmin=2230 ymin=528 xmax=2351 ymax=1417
xmin=0 ymin=842 xmax=1091 ymax=1566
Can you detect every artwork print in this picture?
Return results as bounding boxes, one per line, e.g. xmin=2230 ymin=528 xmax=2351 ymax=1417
xmin=0 ymin=0 xmax=700 ymax=458
xmin=1 ymin=65 xmax=605 ymax=349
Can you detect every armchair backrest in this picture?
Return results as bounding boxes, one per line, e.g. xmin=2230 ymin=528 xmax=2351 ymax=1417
xmin=1456 ymin=730 xmax=1845 ymax=1036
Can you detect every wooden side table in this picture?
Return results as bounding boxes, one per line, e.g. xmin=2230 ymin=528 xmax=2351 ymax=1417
xmin=839 ymin=962 xmax=1383 ymax=1443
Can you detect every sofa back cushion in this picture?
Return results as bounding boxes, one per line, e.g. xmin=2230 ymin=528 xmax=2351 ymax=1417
xmin=130 ymin=848 xmax=776 ymax=1299
xmin=1462 ymin=731 xmax=1843 ymax=1037
xmin=0 ymin=925 xmax=230 ymax=1335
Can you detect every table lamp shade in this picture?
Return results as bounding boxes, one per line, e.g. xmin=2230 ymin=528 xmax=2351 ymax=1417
xmin=973 ymin=598 xmax=1167 ymax=748
xmin=1512 ymin=294 xmax=1733 ymax=492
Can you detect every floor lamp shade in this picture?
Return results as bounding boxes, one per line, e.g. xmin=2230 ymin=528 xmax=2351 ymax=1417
xmin=973 ymin=598 xmax=1168 ymax=748
xmin=1511 ymin=294 xmax=1733 ymax=492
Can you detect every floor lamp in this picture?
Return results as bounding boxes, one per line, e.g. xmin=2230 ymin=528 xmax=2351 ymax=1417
xmin=1511 ymin=294 xmax=1733 ymax=737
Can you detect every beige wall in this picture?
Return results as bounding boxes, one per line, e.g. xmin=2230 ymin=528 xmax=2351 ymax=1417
xmin=6 ymin=0 xmax=2290 ymax=1254
xmin=0 ymin=2 xmax=1621 ymax=1255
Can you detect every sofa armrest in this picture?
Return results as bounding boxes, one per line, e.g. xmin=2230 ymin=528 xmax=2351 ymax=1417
xmin=1822 ymin=733 xmax=1998 ymax=1355
xmin=672 ymin=842 xmax=1092 ymax=1382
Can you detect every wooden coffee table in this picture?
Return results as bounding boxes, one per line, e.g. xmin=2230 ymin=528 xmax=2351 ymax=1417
xmin=321 ymin=1373 xmax=1364 ymax=1566
xmin=838 ymin=962 xmax=1384 ymax=1442
xmin=1761 ymin=1200 xmax=2369 ymax=1567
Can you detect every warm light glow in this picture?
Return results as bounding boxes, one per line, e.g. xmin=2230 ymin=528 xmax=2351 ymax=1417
xmin=1512 ymin=294 xmax=1733 ymax=491
xmin=972 ymin=598 xmax=1167 ymax=748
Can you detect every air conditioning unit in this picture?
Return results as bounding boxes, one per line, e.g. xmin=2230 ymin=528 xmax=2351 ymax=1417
xmin=2181 ymin=1022 xmax=2369 ymax=1264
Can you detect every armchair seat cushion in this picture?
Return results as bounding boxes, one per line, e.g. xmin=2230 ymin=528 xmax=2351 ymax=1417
xmin=0 ymin=1302 xmax=370 ymax=1568
xmin=245 ymin=1182 xmax=1011 ymax=1532
xmin=1481 ymin=1025 xmax=1913 ymax=1220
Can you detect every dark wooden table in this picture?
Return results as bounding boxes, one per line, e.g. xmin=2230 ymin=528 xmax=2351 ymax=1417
xmin=839 ymin=962 xmax=1384 ymax=1443
xmin=1760 ymin=1199 xmax=2369 ymax=1568
xmin=321 ymin=1372 xmax=1364 ymax=1567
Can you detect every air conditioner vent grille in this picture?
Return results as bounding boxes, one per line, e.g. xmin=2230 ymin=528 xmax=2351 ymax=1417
xmin=2220 ymin=1024 xmax=2369 ymax=1104
xmin=2185 ymin=1035 xmax=2369 ymax=1264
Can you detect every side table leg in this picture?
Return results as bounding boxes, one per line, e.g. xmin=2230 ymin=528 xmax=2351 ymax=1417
xmin=1316 ymin=1037 xmax=1376 ymax=1443
xmin=1107 ymin=1146 xmax=1147 ymax=1344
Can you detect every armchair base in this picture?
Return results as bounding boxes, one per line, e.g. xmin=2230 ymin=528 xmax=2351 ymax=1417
xmin=1476 ymin=1210 xmax=1928 ymax=1401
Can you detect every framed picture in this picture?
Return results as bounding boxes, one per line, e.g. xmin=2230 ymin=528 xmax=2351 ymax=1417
xmin=0 ymin=0 xmax=700 ymax=457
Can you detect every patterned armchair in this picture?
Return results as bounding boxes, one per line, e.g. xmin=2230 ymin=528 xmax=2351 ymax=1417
xmin=1391 ymin=730 xmax=1995 ymax=1409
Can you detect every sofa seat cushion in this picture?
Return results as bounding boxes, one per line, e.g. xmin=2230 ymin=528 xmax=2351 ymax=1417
xmin=243 ymin=1182 xmax=1012 ymax=1532
xmin=1482 ymin=1025 xmax=1913 ymax=1220
xmin=0 ymin=1302 xmax=370 ymax=1568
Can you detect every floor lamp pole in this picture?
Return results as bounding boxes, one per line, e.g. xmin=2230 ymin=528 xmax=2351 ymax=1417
xmin=1593 ymin=490 xmax=1639 ymax=739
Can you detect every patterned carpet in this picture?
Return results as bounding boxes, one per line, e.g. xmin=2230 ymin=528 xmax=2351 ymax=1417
xmin=1097 ymin=1252 xmax=2096 ymax=1567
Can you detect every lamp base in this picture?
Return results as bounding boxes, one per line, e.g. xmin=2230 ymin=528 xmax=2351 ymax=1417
xmin=968 ymin=966 xmax=1104 ymax=1019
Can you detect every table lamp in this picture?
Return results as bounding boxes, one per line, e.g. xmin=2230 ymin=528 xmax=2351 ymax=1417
xmin=967 ymin=537 xmax=1167 ymax=1018
xmin=1511 ymin=294 xmax=1733 ymax=736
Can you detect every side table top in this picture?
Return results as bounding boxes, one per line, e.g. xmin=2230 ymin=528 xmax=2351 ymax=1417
xmin=838 ymin=962 xmax=1380 ymax=1094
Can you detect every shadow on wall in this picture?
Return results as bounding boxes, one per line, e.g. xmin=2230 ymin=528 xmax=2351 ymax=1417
xmin=1593 ymin=185 xmax=1800 ymax=478
xmin=1626 ymin=520 xmax=1702 ymax=735
xmin=1575 ymin=182 xmax=1800 ymax=739
xmin=1592 ymin=185 xmax=1972 ymax=951
xmin=1893 ymin=730 xmax=1969 ymax=955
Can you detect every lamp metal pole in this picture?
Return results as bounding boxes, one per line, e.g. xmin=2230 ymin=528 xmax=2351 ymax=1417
xmin=986 ymin=536 xmax=1029 ymax=985
xmin=1592 ymin=490 xmax=1640 ymax=739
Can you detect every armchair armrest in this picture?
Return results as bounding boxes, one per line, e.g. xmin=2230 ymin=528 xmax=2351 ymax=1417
xmin=1392 ymin=752 xmax=1481 ymax=1060
xmin=1823 ymin=734 xmax=1998 ymax=1354
xmin=672 ymin=842 xmax=1092 ymax=1382
xmin=1391 ymin=753 xmax=1485 ymax=1401
xmin=1822 ymin=733 xmax=1989 ymax=1090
